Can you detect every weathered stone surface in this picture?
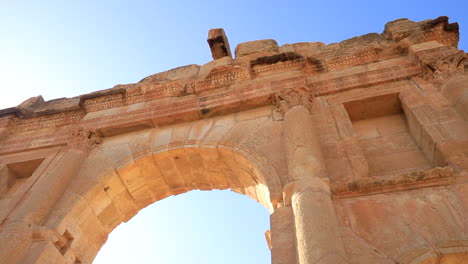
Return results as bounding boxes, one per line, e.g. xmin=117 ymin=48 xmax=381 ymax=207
xmin=207 ymin=28 xmax=232 ymax=59
xmin=0 ymin=16 xmax=467 ymax=264
xmin=235 ymin=39 xmax=279 ymax=57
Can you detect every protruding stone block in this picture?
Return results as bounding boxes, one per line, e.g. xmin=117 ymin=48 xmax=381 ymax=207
xmin=207 ymin=28 xmax=232 ymax=60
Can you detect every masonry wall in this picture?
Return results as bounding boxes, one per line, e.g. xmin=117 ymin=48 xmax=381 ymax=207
xmin=0 ymin=16 xmax=467 ymax=264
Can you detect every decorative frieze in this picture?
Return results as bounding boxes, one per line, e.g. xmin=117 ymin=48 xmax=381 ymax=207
xmin=308 ymin=63 xmax=421 ymax=96
xmin=82 ymin=93 xmax=124 ymax=112
xmin=188 ymin=66 xmax=251 ymax=93
xmin=332 ymin=166 xmax=454 ymax=198
xmin=325 ymin=48 xmax=380 ymax=71
xmin=8 ymin=110 xmax=86 ymax=133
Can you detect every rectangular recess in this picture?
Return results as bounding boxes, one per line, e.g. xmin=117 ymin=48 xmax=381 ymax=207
xmin=0 ymin=158 xmax=44 ymax=196
xmin=344 ymin=93 xmax=432 ymax=177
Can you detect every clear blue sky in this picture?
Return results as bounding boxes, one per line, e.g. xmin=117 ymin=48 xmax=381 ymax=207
xmin=0 ymin=1 xmax=467 ymax=263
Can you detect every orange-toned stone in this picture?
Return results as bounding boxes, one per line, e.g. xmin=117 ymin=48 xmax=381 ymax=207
xmin=0 ymin=16 xmax=467 ymax=264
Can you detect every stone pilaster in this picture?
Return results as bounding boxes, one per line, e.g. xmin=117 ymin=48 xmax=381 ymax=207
xmin=270 ymin=206 xmax=297 ymax=264
xmin=0 ymin=128 xmax=101 ymax=263
xmin=278 ymin=90 xmax=347 ymax=264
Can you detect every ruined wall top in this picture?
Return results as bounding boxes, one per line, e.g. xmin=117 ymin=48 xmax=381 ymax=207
xmin=0 ymin=16 xmax=466 ymax=145
xmin=0 ymin=16 xmax=463 ymax=118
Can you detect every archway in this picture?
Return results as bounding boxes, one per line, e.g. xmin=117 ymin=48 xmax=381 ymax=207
xmin=37 ymin=126 xmax=282 ymax=263
xmin=93 ymin=189 xmax=271 ymax=264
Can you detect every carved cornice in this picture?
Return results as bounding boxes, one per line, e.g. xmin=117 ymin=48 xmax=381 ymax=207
xmin=0 ymin=16 xmax=462 ymax=146
xmin=411 ymin=43 xmax=466 ymax=87
xmin=332 ymin=167 xmax=454 ymax=199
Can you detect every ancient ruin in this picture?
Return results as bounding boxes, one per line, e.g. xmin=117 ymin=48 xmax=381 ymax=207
xmin=0 ymin=16 xmax=467 ymax=263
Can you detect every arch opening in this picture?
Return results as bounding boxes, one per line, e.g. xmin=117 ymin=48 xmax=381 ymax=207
xmin=42 ymin=136 xmax=282 ymax=263
xmin=93 ymin=189 xmax=271 ymax=264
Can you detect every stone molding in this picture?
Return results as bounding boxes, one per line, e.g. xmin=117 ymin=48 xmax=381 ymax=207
xmin=332 ymin=167 xmax=454 ymax=198
xmin=0 ymin=16 xmax=461 ymax=138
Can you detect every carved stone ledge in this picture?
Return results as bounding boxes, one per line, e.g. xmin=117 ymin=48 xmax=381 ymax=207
xmin=410 ymin=41 xmax=466 ymax=87
xmin=332 ymin=167 xmax=454 ymax=199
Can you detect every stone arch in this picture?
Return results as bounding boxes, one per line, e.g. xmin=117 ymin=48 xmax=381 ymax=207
xmin=398 ymin=240 xmax=468 ymax=264
xmin=441 ymin=75 xmax=468 ymax=120
xmin=37 ymin=123 xmax=283 ymax=263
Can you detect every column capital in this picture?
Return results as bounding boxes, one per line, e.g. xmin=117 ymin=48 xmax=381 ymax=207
xmin=273 ymin=88 xmax=312 ymax=114
xmin=410 ymin=42 xmax=466 ymax=86
xmin=67 ymin=127 xmax=102 ymax=152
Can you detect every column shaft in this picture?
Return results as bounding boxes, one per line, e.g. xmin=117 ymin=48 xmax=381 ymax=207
xmin=283 ymin=104 xmax=347 ymax=264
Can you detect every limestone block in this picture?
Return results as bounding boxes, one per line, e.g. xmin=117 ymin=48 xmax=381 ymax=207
xmin=24 ymin=241 xmax=66 ymax=264
xmin=336 ymin=188 xmax=465 ymax=259
xmin=373 ymin=114 xmax=408 ymax=136
xmin=202 ymin=114 xmax=236 ymax=145
xmin=169 ymin=148 xmax=198 ymax=189
xmin=71 ymin=235 xmax=100 ymax=264
xmin=325 ymin=158 xmax=354 ymax=182
xmin=409 ymin=40 xmax=445 ymax=54
xmin=100 ymin=144 xmax=133 ymax=169
xmin=359 ymin=133 xmax=418 ymax=156
xmin=50 ymin=191 xmax=93 ymax=232
xmin=207 ymin=28 xmax=232 ymax=60
xmin=116 ymin=162 xmax=147 ymax=193
xmin=197 ymin=147 xmax=230 ymax=190
xmin=223 ymin=117 xmax=268 ymax=145
xmin=235 ymin=39 xmax=279 ymax=57
xmin=367 ymin=150 xmax=431 ymax=176
xmin=128 ymin=129 xmax=153 ymax=159
xmin=402 ymin=103 xmax=423 ymax=147
xmin=184 ymin=148 xmax=213 ymax=190
xmin=166 ymin=64 xmax=200 ymax=81
xmin=280 ymin=42 xmax=324 ymax=55
xmin=134 ymin=155 xmax=171 ymax=194
xmin=154 ymin=156 xmax=187 ymax=191
xmin=83 ymin=102 xmax=146 ymax=121
xmin=78 ymin=211 xmax=107 ymax=249
xmin=129 ymin=185 xmax=157 ymax=209
xmin=235 ymin=106 xmax=272 ymax=122
xmin=83 ymin=182 xmax=113 ymax=217
xmin=96 ymin=203 xmax=122 ymax=231
xmin=442 ymin=75 xmax=468 ymax=106
xmin=186 ymin=118 xmax=213 ymax=143
xmin=199 ymin=56 xmax=233 ymax=77
xmin=169 ymin=124 xmax=191 ymax=146
xmin=383 ymin=18 xmax=418 ymax=41
xmin=270 ymin=206 xmax=297 ymax=264
xmin=339 ymin=227 xmax=395 ymax=264
xmin=111 ymin=190 xmax=138 ymax=222
xmin=98 ymin=171 xmax=127 ymax=199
